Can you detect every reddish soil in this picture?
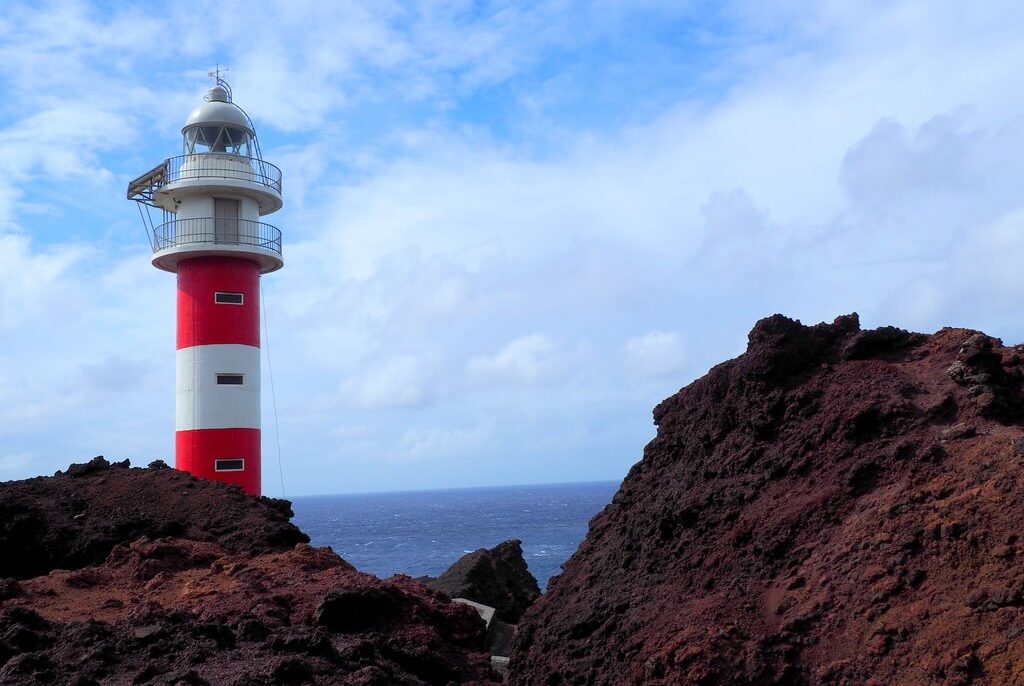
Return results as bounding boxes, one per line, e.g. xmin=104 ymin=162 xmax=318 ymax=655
xmin=0 ymin=461 xmax=498 ymax=685
xmin=511 ymin=314 xmax=1024 ymax=685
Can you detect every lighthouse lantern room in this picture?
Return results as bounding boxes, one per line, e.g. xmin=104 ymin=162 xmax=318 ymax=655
xmin=127 ymin=77 xmax=283 ymax=496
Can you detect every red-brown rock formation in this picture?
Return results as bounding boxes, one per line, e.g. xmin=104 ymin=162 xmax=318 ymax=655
xmin=0 ymin=460 xmax=498 ymax=685
xmin=511 ymin=314 xmax=1024 ymax=685
xmin=0 ymin=456 xmax=307 ymax=580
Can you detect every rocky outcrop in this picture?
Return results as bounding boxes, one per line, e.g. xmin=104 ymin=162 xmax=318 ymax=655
xmin=428 ymin=540 xmax=541 ymax=623
xmin=0 ymin=456 xmax=307 ymax=579
xmin=511 ymin=314 xmax=1024 ymax=685
xmin=0 ymin=460 xmax=498 ymax=685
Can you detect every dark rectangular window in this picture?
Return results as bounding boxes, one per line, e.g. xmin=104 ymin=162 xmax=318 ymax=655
xmin=215 ymin=292 xmax=244 ymax=305
xmin=216 ymin=374 xmax=244 ymax=385
xmin=214 ymin=458 xmax=245 ymax=472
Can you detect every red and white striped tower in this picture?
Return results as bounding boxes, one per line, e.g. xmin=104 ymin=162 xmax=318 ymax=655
xmin=127 ymin=78 xmax=283 ymax=496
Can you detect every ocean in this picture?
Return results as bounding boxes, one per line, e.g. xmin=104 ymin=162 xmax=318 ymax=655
xmin=290 ymin=480 xmax=619 ymax=590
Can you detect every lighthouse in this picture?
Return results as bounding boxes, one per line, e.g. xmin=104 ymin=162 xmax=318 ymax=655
xmin=127 ymin=77 xmax=282 ymax=496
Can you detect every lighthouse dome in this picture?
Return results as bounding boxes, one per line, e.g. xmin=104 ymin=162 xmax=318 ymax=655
xmin=182 ymin=85 xmax=255 ymax=156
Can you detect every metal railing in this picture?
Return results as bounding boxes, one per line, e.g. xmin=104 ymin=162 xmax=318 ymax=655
xmin=152 ymin=217 xmax=282 ymax=255
xmin=160 ymin=154 xmax=282 ymax=194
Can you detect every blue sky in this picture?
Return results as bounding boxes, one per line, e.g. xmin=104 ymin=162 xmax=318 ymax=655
xmin=2 ymin=1 xmax=1024 ymax=495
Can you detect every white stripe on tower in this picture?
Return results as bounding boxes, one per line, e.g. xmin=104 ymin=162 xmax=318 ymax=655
xmin=175 ymin=344 xmax=261 ymax=430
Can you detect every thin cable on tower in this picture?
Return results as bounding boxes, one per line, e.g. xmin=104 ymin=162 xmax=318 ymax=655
xmin=261 ymin=279 xmax=286 ymax=498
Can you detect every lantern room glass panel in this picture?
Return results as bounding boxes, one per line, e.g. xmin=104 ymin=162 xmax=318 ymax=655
xmin=184 ymin=125 xmax=251 ymax=156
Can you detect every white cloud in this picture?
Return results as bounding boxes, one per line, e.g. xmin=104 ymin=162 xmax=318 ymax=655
xmin=397 ymin=421 xmax=492 ymax=463
xmin=340 ymin=354 xmax=430 ymax=409
xmin=883 ymin=207 xmax=1024 ymax=333
xmin=0 ymin=234 xmax=85 ymax=332
xmin=467 ymin=334 xmax=559 ymax=385
xmin=625 ymin=332 xmax=685 ymax=379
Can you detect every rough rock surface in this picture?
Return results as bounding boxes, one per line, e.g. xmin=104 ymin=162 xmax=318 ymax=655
xmin=511 ymin=314 xmax=1024 ymax=685
xmin=0 ymin=456 xmax=308 ymax=579
xmin=0 ymin=460 xmax=498 ymax=685
xmin=428 ymin=540 xmax=541 ymax=623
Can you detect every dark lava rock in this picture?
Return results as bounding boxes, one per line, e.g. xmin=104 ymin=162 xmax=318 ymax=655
xmin=0 ymin=598 xmax=492 ymax=685
xmin=0 ymin=578 xmax=23 ymax=600
xmin=0 ymin=463 xmax=497 ymax=685
xmin=65 ymin=455 xmax=127 ymax=477
xmin=0 ymin=458 xmax=308 ymax=579
xmin=510 ymin=314 xmax=1024 ymax=686
xmin=315 ymin=587 xmax=405 ymax=632
xmin=427 ymin=540 xmax=541 ymax=623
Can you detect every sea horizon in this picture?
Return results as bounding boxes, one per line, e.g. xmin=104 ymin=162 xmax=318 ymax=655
xmin=286 ymin=477 xmax=622 ymax=501
xmin=291 ymin=480 xmax=620 ymax=589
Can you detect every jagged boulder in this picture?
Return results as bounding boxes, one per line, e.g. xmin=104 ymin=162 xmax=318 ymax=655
xmin=428 ymin=540 xmax=541 ymax=623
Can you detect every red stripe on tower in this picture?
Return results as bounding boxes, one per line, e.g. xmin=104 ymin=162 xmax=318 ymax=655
xmin=177 ymin=257 xmax=260 ymax=349
xmin=127 ymin=78 xmax=284 ymax=496
xmin=176 ymin=428 xmax=261 ymax=493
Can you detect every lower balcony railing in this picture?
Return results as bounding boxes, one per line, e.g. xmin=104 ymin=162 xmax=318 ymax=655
xmin=152 ymin=217 xmax=282 ymax=255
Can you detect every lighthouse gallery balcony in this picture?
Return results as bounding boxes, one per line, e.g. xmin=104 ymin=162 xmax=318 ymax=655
xmin=127 ymin=153 xmax=283 ymax=215
xmin=164 ymin=153 xmax=281 ymax=194
xmin=151 ymin=217 xmax=283 ymax=274
xmin=153 ymin=217 xmax=281 ymax=253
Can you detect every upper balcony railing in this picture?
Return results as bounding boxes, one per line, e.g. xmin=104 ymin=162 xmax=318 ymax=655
xmin=164 ymin=154 xmax=282 ymax=194
xmin=152 ymin=217 xmax=282 ymax=255
xmin=127 ymin=154 xmax=282 ymax=203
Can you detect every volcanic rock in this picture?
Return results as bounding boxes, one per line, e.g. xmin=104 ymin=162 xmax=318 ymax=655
xmin=510 ymin=314 xmax=1024 ymax=685
xmin=0 ymin=463 xmax=498 ymax=685
xmin=0 ymin=456 xmax=308 ymax=580
xmin=428 ymin=539 xmax=541 ymax=623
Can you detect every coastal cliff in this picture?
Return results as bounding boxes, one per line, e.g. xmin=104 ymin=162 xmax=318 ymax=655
xmin=0 ymin=459 xmax=498 ymax=685
xmin=511 ymin=314 xmax=1024 ymax=685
